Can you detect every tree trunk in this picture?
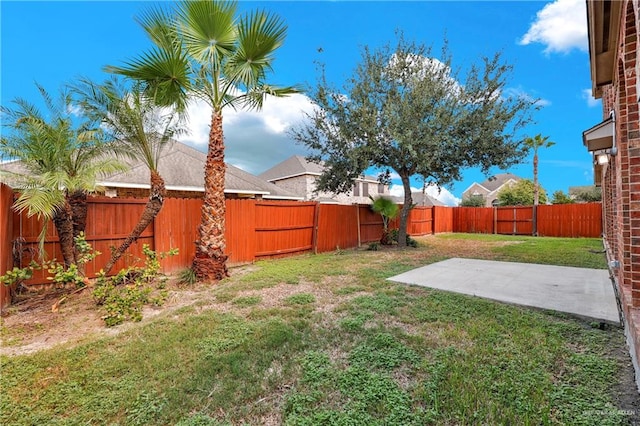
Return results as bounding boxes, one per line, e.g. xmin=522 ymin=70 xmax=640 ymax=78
xmin=68 ymin=190 xmax=88 ymax=267
xmin=192 ymin=109 xmax=229 ymax=281
xmin=103 ymin=170 xmax=166 ymax=274
xmin=533 ymin=152 xmax=539 ymax=236
xmin=52 ymin=200 xmax=76 ymax=268
xmin=398 ymin=174 xmax=413 ymax=248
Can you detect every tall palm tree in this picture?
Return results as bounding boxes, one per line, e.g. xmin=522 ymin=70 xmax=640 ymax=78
xmin=73 ymin=77 xmax=184 ymax=273
xmin=106 ymin=0 xmax=297 ymax=281
xmin=524 ymin=134 xmax=554 ymax=235
xmin=0 ymin=84 xmax=124 ymax=267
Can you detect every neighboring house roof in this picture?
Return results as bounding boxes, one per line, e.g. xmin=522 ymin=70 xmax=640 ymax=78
xmin=1 ymin=141 xmax=303 ymax=200
xmin=391 ymin=192 xmax=446 ymax=207
xmin=259 ymin=155 xmax=380 ymax=183
xmin=462 ymin=173 xmax=521 ymax=195
xmin=568 ymin=185 xmax=597 ymax=196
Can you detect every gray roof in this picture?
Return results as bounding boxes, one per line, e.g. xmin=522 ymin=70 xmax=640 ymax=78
xmin=259 ymin=155 xmax=380 ymax=183
xmin=259 ymin=155 xmax=325 ymax=181
xmin=479 ymin=173 xmax=521 ymax=192
xmin=1 ymin=141 xmax=302 ymax=200
xmin=391 ymin=192 xmax=446 ymax=207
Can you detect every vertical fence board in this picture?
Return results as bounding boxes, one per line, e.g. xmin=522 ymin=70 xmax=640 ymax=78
xmin=316 ymin=204 xmax=359 ymax=252
xmin=225 ymin=199 xmax=256 ymax=264
xmin=495 ymin=206 xmax=533 ymax=235
xmin=433 ymin=206 xmax=453 ymax=233
xmin=156 ymin=198 xmax=205 ymax=271
xmin=254 ymin=201 xmax=316 ymax=259
xmin=453 ymin=207 xmax=494 ymax=233
xmin=358 ymin=204 xmax=384 ymax=243
xmin=407 ymin=207 xmax=433 ymax=236
xmin=0 ymin=184 xmax=14 ymax=309
xmin=537 ymin=203 xmax=602 ymax=237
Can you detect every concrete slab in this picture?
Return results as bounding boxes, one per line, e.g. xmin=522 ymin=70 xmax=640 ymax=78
xmin=388 ymin=258 xmax=620 ymax=324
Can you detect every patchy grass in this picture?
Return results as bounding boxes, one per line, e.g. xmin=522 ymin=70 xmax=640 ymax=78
xmin=1 ymin=234 xmax=635 ymax=425
xmin=436 ymin=233 xmax=607 ymax=269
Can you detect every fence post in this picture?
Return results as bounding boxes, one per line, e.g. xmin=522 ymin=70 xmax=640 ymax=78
xmin=0 ymin=184 xmax=14 ymax=310
xmin=356 ymin=204 xmax=361 ymax=246
xmin=312 ymin=202 xmax=320 ymax=254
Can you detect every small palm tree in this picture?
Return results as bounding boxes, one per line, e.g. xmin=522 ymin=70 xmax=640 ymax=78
xmin=370 ymin=196 xmax=400 ymax=245
xmin=107 ymin=0 xmax=298 ymax=281
xmin=0 ymin=84 xmax=124 ymax=267
xmin=73 ymin=77 xmax=184 ymax=273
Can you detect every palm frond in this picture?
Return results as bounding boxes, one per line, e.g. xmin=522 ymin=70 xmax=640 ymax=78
xmin=227 ymin=10 xmax=287 ymax=88
xmin=136 ymin=5 xmax=178 ymax=51
xmin=176 ymin=0 xmax=237 ymax=66
xmin=232 ymin=84 xmax=299 ymax=111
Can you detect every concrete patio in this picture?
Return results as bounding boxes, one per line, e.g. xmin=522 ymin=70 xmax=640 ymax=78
xmin=388 ymin=258 xmax=620 ymax=324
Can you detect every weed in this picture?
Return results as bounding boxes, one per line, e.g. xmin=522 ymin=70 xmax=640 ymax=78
xmin=231 ymin=295 xmax=262 ymax=307
xmin=284 ymin=293 xmax=316 ymax=305
xmin=178 ymin=267 xmax=197 ymax=285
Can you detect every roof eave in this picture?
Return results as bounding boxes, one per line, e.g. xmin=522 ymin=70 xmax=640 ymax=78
xmin=587 ymin=0 xmax=623 ymax=99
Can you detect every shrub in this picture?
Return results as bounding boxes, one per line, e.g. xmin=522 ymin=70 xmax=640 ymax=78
xmin=93 ymin=245 xmax=177 ymax=326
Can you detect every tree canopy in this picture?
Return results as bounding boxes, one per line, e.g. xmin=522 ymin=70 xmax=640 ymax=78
xmin=497 ymin=179 xmax=547 ymax=206
xmin=551 ymin=190 xmax=573 ymax=205
xmin=291 ymin=36 xmax=537 ymax=246
xmin=460 ymin=195 xmax=486 ymax=207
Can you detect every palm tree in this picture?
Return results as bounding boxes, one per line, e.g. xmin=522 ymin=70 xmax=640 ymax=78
xmin=107 ymin=0 xmax=297 ymax=281
xmin=73 ymin=77 xmax=184 ymax=273
xmin=0 ymin=84 xmax=124 ymax=267
xmin=370 ymin=196 xmax=400 ymax=245
xmin=524 ymin=134 xmax=554 ymax=235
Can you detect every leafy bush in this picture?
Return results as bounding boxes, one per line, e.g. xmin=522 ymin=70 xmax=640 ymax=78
xmin=367 ymin=242 xmax=380 ymax=251
xmin=388 ymin=229 xmax=419 ymax=248
xmin=92 ymin=245 xmax=177 ymax=326
xmin=1 ymin=233 xmax=99 ymax=288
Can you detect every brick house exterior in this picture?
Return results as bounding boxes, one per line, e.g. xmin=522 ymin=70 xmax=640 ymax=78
xmin=259 ymin=155 xmax=390 ymax=204
xmin=584 ymin=0 xmax=640 ymax=388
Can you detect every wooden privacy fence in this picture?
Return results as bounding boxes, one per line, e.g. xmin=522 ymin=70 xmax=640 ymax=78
xmin=1 ymin=184 xmax=13 ymax=310
xmin=0 ymin=180 xmax=603 ymax=308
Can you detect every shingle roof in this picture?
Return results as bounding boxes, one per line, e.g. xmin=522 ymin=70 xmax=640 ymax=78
xmin=1 ymin=141 xmax=302 ymax=200
xmin=391 ymin=192 xmax=446 ymax=207
xmin=259 ymin=155 xmax=380 ymax=183
xmin=479 ymin=173 xmax=521 ymax=192
xmin=258 ymin=155 xmax=324 ymax=181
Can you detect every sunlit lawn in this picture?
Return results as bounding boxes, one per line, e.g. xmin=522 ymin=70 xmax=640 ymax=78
xmin=1 ymin=234 xmax=633 ymax=425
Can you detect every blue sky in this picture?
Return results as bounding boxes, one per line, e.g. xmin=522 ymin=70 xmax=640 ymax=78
xmin=1 ymin=0 xmax=602 ymax=205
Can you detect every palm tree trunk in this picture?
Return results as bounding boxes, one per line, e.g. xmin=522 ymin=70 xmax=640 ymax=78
xmin=397 ymin=174 xmax=413 ymax=248
xmin=68 ymin=190 xmax=88 ymax=268
xmin=192 ymin=109 xmax=229 ymax=281
xmin=52 ymin=201 xmax=76 ymax=268
xmin=103 ymin=170 xmax=166 ymax=274
xmin=533 ymin=152 xmax=539 ymax=236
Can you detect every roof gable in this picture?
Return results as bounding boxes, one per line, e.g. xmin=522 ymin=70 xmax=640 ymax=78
xmin=259 ymin=155 xmax=324 ymax=181
xmin=480 ymin=173 xmax=521 ymax=192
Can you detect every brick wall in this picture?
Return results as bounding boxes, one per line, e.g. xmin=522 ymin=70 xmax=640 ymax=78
xmin=599 ymin=0 xmax=640 ymax=390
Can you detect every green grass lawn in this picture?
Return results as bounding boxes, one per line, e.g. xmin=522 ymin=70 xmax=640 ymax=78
xmin=1 ymin=234 xmax=634 ymax=425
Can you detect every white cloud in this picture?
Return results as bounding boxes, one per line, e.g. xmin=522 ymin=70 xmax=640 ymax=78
xmin=503 ymin=87 xmax=551 ymax=107
xmin=520 ymin=0 xmax=587 ymax=54
xmin=176 ymin=93 xmax=316 ymax=174
xmin=389 ymin=184 xmax=461 ymax=207
xmin=581 ymin=88 xmax=600 ymax=107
